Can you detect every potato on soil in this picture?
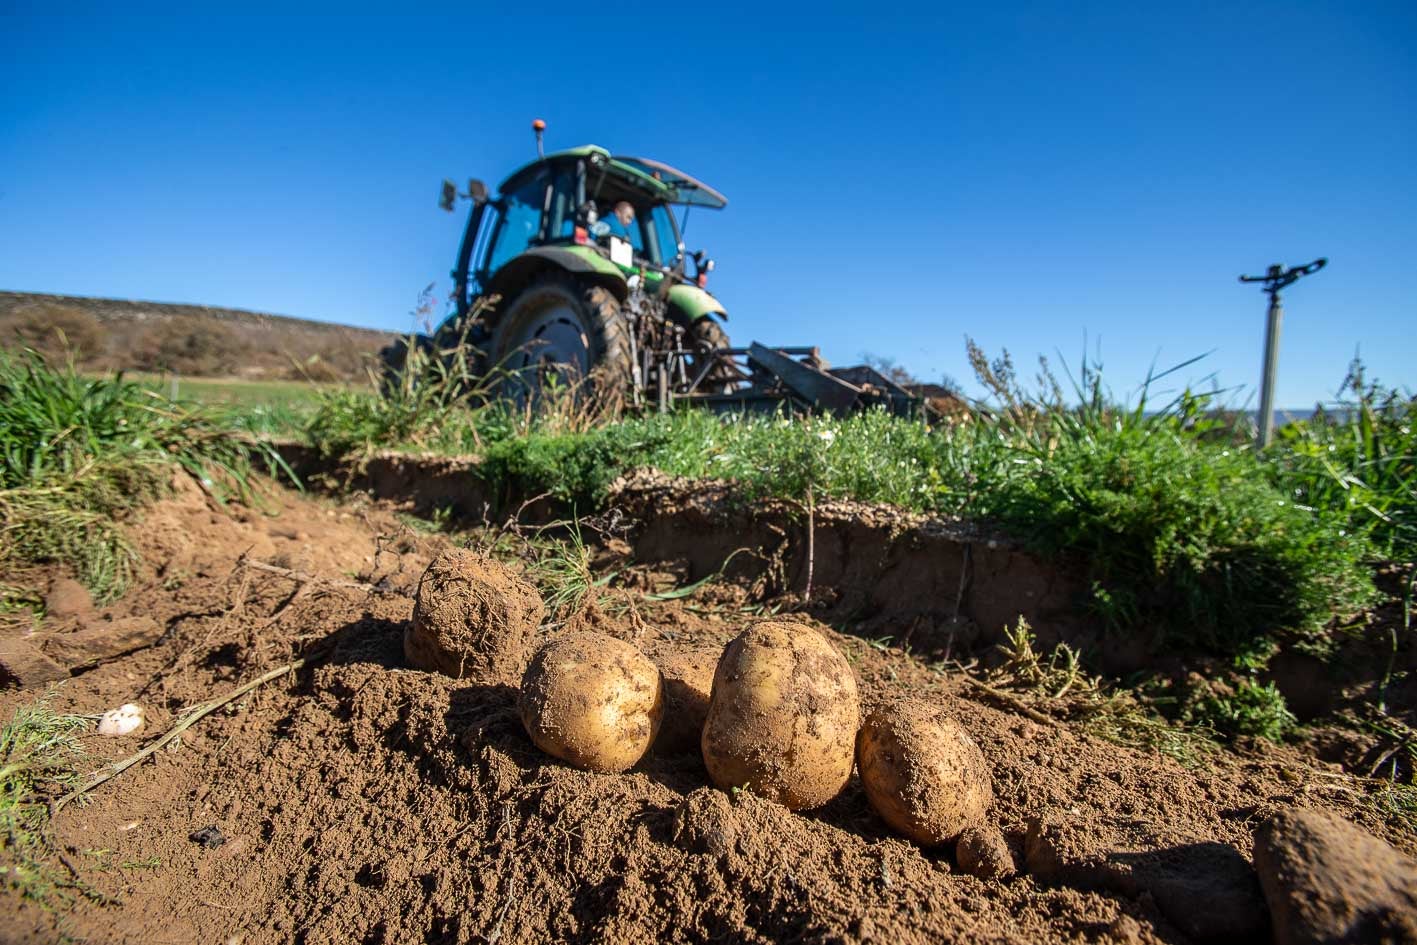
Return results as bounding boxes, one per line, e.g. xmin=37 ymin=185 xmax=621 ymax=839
xmin=519 ymin=632 xmax=664 ymax=773
xmin=405 ymin=548 xmax=545 ymax=685
xmin=701 ymin=620 xmax=860 ymax=811
xmin=856 ymin=699 xmax=993 ymax=846
xmin=653 ymin=648 xmax=718 ymax=755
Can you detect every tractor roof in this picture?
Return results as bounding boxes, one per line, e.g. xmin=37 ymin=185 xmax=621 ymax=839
xmin=498 ymin=145 xmax=727 ymax=209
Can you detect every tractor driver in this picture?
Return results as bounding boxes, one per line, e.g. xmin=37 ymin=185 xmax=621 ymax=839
xmin=593 ymin=201 xmax=640 ymax=249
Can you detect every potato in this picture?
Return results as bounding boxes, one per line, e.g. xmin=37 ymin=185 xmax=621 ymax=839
xmin=855 ymin=699 xmax=993 ymax=845
xmin=519 ymin=632 xmax=663 ymax=773
xmin=701 ymin=620 xmax=860 ymax=810
xmin=653 ymin=648 xmax=718 ymax=756
xmin=406 ymin=548 xmax=545 ymax=685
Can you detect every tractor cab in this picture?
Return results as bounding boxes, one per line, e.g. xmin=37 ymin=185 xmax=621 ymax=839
xmin=445 ymin=146 xmax=727 ymax=332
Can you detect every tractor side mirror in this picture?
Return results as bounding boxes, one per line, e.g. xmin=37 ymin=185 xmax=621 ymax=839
xmin=692 ymin=250 xmax=715 ymax=287
xmin=439 ymin=180 xmax=457 ymax=212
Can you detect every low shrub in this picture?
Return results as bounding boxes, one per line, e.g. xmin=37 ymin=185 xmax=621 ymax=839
xmin=0 ymin=304 xmax=108 ymax=365
xmin=130 ymin=315 xmax=249 ymax=375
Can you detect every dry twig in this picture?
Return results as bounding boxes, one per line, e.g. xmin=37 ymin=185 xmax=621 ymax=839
xmin=53 ymin=658 xmax=309 ymax=811
xmin=964 ymin=677 xmax=1054 ymax=726
xmin=236 ymin=555 xmax=374 ymax=592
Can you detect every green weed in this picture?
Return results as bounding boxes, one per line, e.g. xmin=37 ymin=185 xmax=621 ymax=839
xmin=986 ymin=618 xmax=1218 ymax=765
xmin=962 ymin=344 xmax=1376 ymax=653
xmin=0 ymin=350 xmax=289 ymax=601
xmin=1185 ymin=678 xmax=1297 ymax=742
xmin=305 ymin=299 xmax=504 ymax=457
xmin=1269 ymin=360 xmax=1416 ymax=563
xmin=0 ymin=692 xmax=89 ymax=903
xmin=522 ymin=524 xmax=596 ymax=622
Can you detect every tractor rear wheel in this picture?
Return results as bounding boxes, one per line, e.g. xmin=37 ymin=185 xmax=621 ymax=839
xmin=688 ymin=317 xmax=735 ymax=393
xmin=491 ymin=274 xmax=633 ymax=404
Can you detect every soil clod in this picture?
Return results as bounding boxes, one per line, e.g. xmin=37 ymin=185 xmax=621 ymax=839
xmin=406 ymin=548 xmax=545 ymax=684
xmin=45 ymin=576 xmax=94 ymax=619
xmin=1253 ymin=806 xmax=1417 ymax=945
xmin=956 ymin=824 xmax=1016 ymax=881
xmin=189 ymin=825 xmax=227 ymax=849
xmin=672 ymin=787 xmax=737 ymax=858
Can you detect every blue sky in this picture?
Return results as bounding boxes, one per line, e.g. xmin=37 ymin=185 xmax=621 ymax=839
xmin=2 ymin=4 xmax=1413 ymax=406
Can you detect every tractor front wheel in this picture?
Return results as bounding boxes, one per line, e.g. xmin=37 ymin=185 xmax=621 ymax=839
xmin=490 ymin=275 xmax=633 ymax=404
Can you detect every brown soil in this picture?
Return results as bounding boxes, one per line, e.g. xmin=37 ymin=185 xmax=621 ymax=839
xmin=2 ymin=477 xmax=1413 ymax=945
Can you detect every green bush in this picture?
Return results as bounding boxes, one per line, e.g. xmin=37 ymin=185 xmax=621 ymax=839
xmin=973 ymin=402 xmax=1374 ymax=651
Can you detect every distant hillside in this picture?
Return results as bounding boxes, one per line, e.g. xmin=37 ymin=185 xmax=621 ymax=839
xmin=0 ymin=291 xmax=397 ymax=381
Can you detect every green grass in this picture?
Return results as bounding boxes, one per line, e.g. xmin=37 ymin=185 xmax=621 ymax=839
xmin=295 ymin=344 xmax=1394 ymax=659
xmin=1 ymin=350 xmax=292 ymax=600
xmin=1268 ymin=360 xmax=1416 ymax=563
xmin=0 ymin=693 xmax=89 ymax=903
xmin=122 ymin=372 xmax=338 ymax=409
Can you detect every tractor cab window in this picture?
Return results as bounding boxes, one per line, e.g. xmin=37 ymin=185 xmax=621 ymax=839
xmin=486 ymin=173 xmax=548 ymax=273
xmin=646 ymin=204 xmax=680 ymax=268
xmin=547 ymin=170 xmax=578 ymax=239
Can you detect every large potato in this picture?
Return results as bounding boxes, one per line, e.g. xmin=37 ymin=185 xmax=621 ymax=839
xmin=406 ymin=548 xmax=545 ymax=685
xmin=701 ymin=620 xmax=860 ymax=810
xmin=519 ymin=633 xmax=663 ymax=773
xmin=856 ymin=699 xmax=993 ymax=845
xmin=653 ymin=648 xmax=718 ymax=756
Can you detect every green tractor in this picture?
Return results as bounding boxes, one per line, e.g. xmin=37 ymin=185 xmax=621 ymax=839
xmin=386 ymin=122 xmax=731 ymax=404
xmin=387 ymin=122 xmax=921 ymax=416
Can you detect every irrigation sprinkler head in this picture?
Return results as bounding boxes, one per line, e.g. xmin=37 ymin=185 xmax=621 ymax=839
xmin=1239 ymin=258 xmax=1327 ymax=296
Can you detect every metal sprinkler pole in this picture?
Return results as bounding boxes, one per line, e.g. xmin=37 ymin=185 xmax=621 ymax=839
xmin=1238 ymin=258 xmax=1327 ymax=448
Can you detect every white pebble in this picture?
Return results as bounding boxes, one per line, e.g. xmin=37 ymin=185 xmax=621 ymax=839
xmin=97 ymin=704 xmax=145 ymax=736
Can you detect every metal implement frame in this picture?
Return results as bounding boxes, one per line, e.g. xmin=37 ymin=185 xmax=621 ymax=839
xmin=642 ymin=342 xmax=925 ymax=417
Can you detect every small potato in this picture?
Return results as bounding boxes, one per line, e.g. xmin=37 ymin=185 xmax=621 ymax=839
xmin=519 ymin=633 xmax=663 ymax=773
xmin=856 ymin=699 xmax=993 ymax=845
xmin=653 ymin=648 xmax=718 ymax=756
xmin=701 ymin=620 xmax=860 ymax=811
